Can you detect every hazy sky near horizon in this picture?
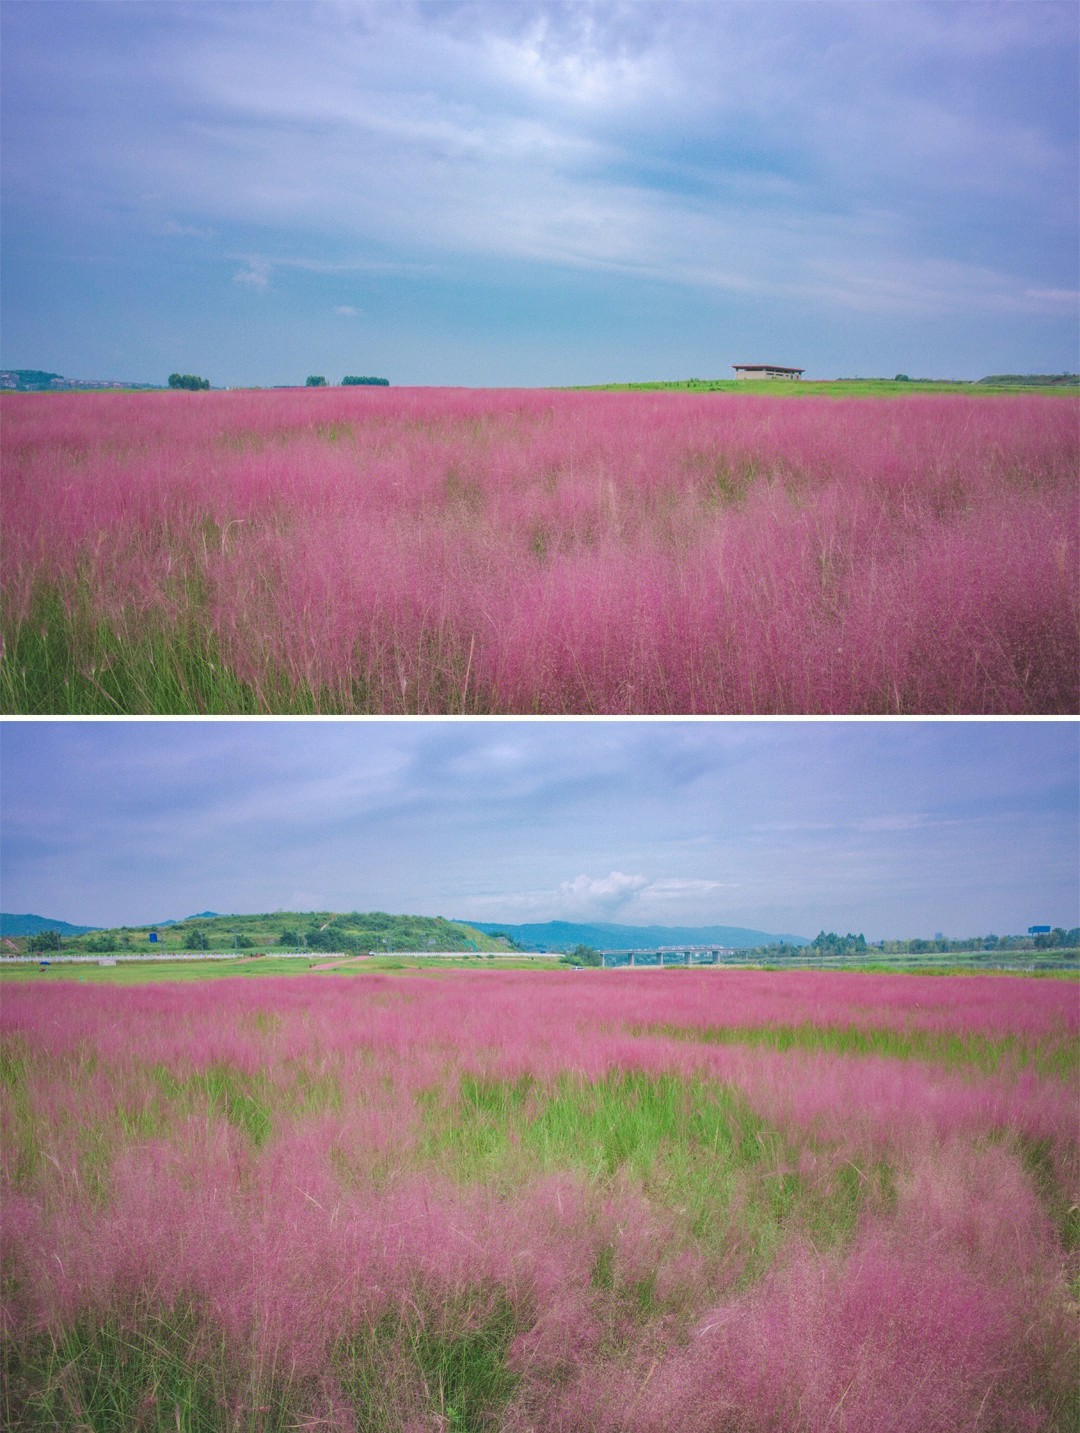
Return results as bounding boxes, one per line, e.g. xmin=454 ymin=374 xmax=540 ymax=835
xmin=1 ymin=720 xmax=1076 ymax=940
xmin=2 ymin=1 xmax=1077 ymax=387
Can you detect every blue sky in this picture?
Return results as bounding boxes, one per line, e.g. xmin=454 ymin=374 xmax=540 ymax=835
xmin=1 ymin=719 xmax=1076 ymax=939
xmin=2 ymin=1 xmax=1076 ymax=386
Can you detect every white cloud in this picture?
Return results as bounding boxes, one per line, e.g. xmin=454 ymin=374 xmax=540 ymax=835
xmin=649 ymin=878 xmax=726 ymax=898
xmin=559 ymin=871 xmax=648 ymax=910
xmin=334 ymin=304 xmax=359 ymax=317
xmin=482 ymin=13 xmax=665 ymax=112
xmin=1023 ymin=288 xmax=1080 ymax=314
xmin=232 ymin=256 xmax=273 ymax=289
xmin=469 ymin=871 xmax=731 ymax=921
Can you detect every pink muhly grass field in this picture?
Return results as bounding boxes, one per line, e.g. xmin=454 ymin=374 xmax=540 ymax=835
xmin=2 ymin=387 xmax=1076 ymax=713
xmin=2 ymin=969 xmax=1077 ymax=1431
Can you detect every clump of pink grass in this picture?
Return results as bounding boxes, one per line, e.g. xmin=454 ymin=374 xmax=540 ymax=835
xmin=3 ymin=387 xmax=1076 ymax=711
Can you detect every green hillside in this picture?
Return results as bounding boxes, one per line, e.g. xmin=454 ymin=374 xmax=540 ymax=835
xmin=7 ymin=910 xmax=510 ymax=957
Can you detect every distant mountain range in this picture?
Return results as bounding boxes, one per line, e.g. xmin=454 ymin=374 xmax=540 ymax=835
xmin=0 ymin=913 xmax=100 ymax=937
xmin=467 ymin=920 xmax=808 ymax=952
xmin=0 ymin=911 xmax=224 ymax=937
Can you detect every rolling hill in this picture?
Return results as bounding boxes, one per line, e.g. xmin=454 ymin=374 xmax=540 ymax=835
xmin=1 ymin=910 xmax=508 ymax=955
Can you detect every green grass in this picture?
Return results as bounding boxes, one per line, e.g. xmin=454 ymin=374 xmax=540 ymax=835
xmin=0 ymin=587 xmax=306 ymax=716
xmin=150 ymin=1063 xmax=273 ymax=1146
xmin=336 ymin=1297 xmax=520 ymax=1432
xmin=634 ymin=1019 xmax=1080 ymax=1081
xmin=5 ymin=953 xmax=1072 ymax=988
xmin=2 ymin=1298 xmax=520 ymax=1433
xmin=422 ymin=1070 xmax=887 ymax=1286
xmin=0 ymin=954 xmax=558 ymax=985
xmin=1 ymin=584 xmax=490 ymax=717
xmin=575 ymin=377 xmax=1080 ymax=397
xmin=1016 ymin=1134 xmax=1080 ymax=1254
xmin=0 ymin=1305 xmax=329 ymax=1433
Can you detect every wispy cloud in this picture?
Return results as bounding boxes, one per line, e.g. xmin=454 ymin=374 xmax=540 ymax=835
xmin=158 ymin=218 xmax=215 ymax=239
xmin=5 ymin=4 xmax=1075 ymax=296
xmin=232 ymin=256 xmax=272 ymax=289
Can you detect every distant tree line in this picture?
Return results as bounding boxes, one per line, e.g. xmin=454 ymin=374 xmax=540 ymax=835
xmin=165 ymin=373 xmax=390 ymax=390
xmin=741 ymin=928 xmax=1080 ymax=960
xmin=877 ymin=929 xmax=1080 ymax=955
xmin=978 ymin=374 xmax=1078 ymax=386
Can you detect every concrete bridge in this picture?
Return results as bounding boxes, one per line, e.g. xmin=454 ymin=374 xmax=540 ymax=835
xmin=600 ymin=948 xmax=730 ymax=968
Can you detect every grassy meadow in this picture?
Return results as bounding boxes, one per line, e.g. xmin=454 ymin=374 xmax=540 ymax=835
xmin=2 ymin=967 xmax=1077 ymax=1431
xmin=2 ymin=385 xmax=1076 ymax=714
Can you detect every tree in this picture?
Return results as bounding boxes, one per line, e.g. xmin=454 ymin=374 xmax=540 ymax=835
xmin=560 ymin=944 xmax=601 ymax=967
xmin=278 ymin=928 xmax=300 ymax=947
xmin=894 ymin=374 xmax=910 ymax=382
xmin=342 ymin=375 xmax=389 ymax=386
xmin=305 ymin=375 xmax=327 ymax=387
xmin=28 ymin=929 xmax=61 ymax=952
xmin=167 ymin=373 xmax=210 ymax=391
xmin=810 ymin=931 xmax=866 ymax=958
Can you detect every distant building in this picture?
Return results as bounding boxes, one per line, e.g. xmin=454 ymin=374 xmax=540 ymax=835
xmin=732 ymin=364 xmax=804 ymax=380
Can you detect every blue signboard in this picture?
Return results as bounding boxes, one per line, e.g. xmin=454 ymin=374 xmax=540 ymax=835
xmin=1028 ymin=926 xmax=1051 ymax=935
xmin=148 ymin=931 xmax=159 ymax=942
